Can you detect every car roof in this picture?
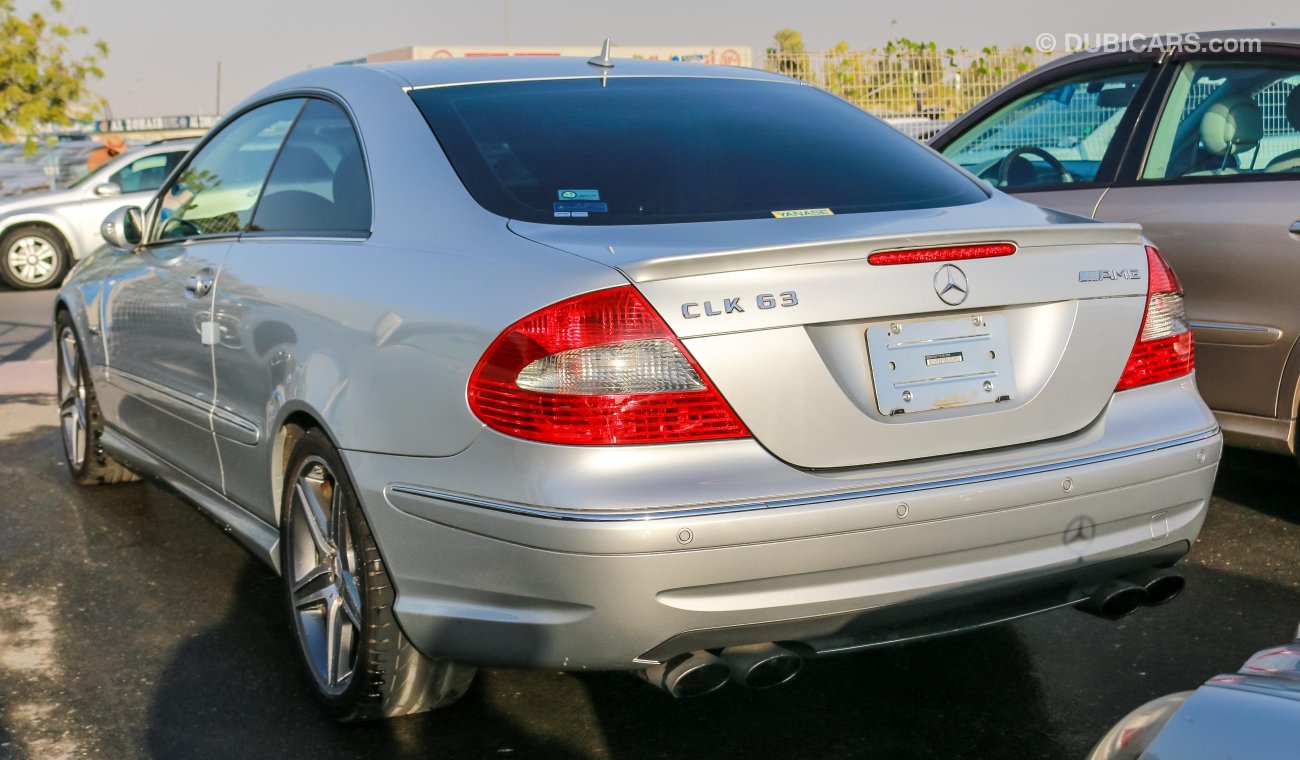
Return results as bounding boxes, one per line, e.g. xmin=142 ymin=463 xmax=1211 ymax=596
xmin=1034 ymin=27 xmax=1300 ymax=77
xmin=365 ymin=55 xmax=792 ymax=89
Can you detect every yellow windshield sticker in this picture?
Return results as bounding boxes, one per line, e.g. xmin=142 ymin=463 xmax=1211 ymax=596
xmin=771 ymin=208 xmax=834 ymax=218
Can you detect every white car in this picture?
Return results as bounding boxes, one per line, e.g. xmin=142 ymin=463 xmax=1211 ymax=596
xmin=0 ymin=139 xmax=196 ymax=289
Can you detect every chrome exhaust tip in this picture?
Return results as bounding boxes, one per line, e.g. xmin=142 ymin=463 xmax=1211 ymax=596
xmin=1127 ymin=568 xmax=1185 ymax=607
xmin=637 ymin=651 xmax=731 ymax=698
xmin=719 ymin=643 xmax=804 ymax=689
xmin=1079 ymin=579 xmax=1147 ymax=620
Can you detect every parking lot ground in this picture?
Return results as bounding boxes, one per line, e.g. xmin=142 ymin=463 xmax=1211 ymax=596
xmin=0 ymin=289 xmax=55 ymax=363
xmin=1 ymin=294 xmax=1298 ymax=759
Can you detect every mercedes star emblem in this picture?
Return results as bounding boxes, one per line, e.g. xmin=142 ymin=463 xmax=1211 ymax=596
xmin=933 ymin=264 xmax=969 ymax=306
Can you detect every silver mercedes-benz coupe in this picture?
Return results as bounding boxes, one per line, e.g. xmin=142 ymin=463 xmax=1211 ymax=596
xmin=55 ymin=55 xmax=1222 ymax=720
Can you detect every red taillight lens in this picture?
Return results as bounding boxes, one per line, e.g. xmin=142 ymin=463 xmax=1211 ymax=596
xmin=1115 ymin=246 xmax=1194 ymax=391
xmin=468 ymin=286 xmax=749 ymax=445
xmin=867 ymin=242 xmax=1016 ymax=266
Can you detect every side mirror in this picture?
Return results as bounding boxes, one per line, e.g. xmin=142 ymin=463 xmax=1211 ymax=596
xmin=94 ymin=182 xmax=122 ymax=197
xmin=101 ymin=206 xmax=143 ymax=249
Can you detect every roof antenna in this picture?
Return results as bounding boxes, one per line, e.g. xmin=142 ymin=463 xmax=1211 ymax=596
xmin=588 ymin=38 xmax=614 ymax=68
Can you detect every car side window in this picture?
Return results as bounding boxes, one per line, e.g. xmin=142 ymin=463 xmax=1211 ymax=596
xmin=942 ymin=66 xmax=1150 ymax=189
xmin=107 ymin=151 xmax=184 ymax=193
xmin=152 ymin=99 xmax=304 ymax=242
xmin=250 ymin=99 xmax=371 ymax=235
xmin=1142 ymin=61 xmax=1300 ymax=180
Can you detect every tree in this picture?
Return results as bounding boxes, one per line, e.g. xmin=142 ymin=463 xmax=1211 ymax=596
xmin=767 ymin=28 xmax=809 ymax=81
xmin=0 ymin=0 xmax=108 ymax=146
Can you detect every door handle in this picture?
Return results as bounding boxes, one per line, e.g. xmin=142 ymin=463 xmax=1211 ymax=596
xmin=186 ymin=272 xmax=214 ymax=297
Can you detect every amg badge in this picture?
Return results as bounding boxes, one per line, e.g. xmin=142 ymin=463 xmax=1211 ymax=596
xmin=1079 ymin=269 xmax=1141 ymax=282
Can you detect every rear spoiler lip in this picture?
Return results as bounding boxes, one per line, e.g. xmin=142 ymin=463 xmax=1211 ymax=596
xmin=618 ymin=222 xmax=1146 ymax=282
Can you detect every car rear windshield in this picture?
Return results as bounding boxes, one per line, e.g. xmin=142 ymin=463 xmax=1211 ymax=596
xmin=410 ymin=76 xmax=988 ymax=225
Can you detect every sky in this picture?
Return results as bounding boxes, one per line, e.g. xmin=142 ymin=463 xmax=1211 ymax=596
xmin=19 ymin=0 xmax=1293 ymax=118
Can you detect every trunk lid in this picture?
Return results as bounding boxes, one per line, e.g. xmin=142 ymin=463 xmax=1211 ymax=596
xmin=509 ymin=195 xmax=1151 ymax=468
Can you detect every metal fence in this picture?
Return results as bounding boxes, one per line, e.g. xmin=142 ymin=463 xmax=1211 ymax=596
xmin=763 ymin=47 xmax=1048 ymax=132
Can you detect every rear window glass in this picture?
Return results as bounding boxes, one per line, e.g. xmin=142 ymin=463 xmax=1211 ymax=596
xmin=410 ymin=77 xmax=987 ymax=225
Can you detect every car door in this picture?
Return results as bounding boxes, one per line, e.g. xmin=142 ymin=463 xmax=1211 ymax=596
xmin=61 ymin=149 xmax=189 ymax=257
xmin=934 ymin=59 xmax=1160 ymax=218
xmin=1093 ymin=55 xmax=1300 ymax=426
xmin=100 ymin=100 xmax=304 ymax=491
xmin=209 ymin=98 xmax=373 ymax=518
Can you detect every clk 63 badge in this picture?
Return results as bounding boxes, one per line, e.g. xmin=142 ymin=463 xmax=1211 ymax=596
xmin=681 ymin=291 xmax=799 ymax=318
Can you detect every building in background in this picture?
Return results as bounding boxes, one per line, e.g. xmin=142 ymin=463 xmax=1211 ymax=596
xmin=353 ymin=44 xmax=752 ymax=68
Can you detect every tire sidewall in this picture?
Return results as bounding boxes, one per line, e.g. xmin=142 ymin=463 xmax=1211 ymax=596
xmin=280 ymin=428 xmax=374 ymax=715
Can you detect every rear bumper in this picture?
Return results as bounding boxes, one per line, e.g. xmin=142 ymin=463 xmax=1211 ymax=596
xmin=344 ymin=422 xmax=1221 ymax=670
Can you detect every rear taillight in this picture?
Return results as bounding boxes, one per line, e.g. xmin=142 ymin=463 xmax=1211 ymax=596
xmin=1115 ymin=246 xmax=1194 ymax=391
xmin=468 ymin=286 xmax=749 ymax=445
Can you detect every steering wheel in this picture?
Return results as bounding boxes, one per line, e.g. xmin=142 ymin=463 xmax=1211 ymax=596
xmin=997 ymin=146 xmax=1076 ymax=187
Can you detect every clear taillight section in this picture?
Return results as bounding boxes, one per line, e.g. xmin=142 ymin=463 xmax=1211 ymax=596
xmin=468 ymin=286 xmax=749 ymax=444
xmin=1115 ymin=246 xmax=1194 ymax=391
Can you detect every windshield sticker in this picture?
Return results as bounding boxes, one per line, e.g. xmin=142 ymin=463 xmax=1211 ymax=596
xmin=558 ymin=189 xmax=601 ymax=201
xmin=554 ymin=201 xmax=608 ymax=214
xmin=772 ymin=208 xmax=833 ymax=218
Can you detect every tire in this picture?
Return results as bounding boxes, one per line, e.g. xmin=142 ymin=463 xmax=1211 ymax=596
xmin=281 ymin=428 xmax=475 ymax=721
xmin=2 ymin=225 xmax=70 ymax=290
xmin=55 ymin=312 xmax=139 ymax=485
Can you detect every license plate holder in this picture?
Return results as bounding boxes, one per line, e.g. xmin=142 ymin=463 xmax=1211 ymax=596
xmin=866 ymin=315 xmax=1015 ymax=416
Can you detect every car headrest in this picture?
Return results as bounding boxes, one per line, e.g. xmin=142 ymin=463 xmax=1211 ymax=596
xmin=272 ymin=146 xmax=332 ymax=183
xmin=1200 ymin=95 xmax=1264 ymax=155
xmin=1287 ymin=85 xmax=1300 ymax=133
xmin=331 ymin=149 xmax=371 ymax=232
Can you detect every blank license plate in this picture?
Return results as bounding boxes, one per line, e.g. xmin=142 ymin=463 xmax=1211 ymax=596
xmin=866 ymin=315 xmax=1015 ymax=416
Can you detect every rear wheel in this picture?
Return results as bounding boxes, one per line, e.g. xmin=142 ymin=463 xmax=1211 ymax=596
xmin=281 ymin=428 xmax=475 ymax=721
xmin=2 ymin=226 xmax=69 ymax=290
xmin=55 ymin=312 xmax=138 ymax=485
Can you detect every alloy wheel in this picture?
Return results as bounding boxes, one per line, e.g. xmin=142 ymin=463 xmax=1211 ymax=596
xmin=287 ymin=457 xmax=364 ymax=696
xmin=6 ymin=236 xmax=58 ymax=285
xmin=57 ymin=326 xmax=87 ymax=470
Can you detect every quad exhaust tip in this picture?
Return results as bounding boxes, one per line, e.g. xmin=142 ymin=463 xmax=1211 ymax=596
xmin=1078 ymin=569 xmax=1186 ymax=620
xmin=1128 ymin=568 xmax=1185 ymax=607
xmin=720 ymin=643 xmax=804 ymax=689
xmin=638 ymin=643 xmax=806 ymax=697
xmin=638 ymin=651 xmax=731 ymax=698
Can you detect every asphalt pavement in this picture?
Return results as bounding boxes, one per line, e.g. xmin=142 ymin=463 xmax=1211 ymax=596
xmin=1 ymin=286 xmax=1298 ymax=760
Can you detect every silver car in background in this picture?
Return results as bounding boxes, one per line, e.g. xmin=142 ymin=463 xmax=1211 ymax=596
xmin=56 ymin=56 xmax=1221 ymax=720
xmin=0 ymin=139 xmax=195 ymax=289
xmin=1089 ymin=626 xmax=1300 ymax=759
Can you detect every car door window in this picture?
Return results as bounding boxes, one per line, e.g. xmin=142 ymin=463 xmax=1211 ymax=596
xmin=107 ymin=151 xmax=184 ymax=193
xmin=942 ymin=66 xmax=1150 ymax=189
xmin=153 ymin=99 xmax=304 ymax=241
xmin=250 ymin=99 xmax=371 ymax=235
xmin=1142 ymin=61 xmax=1300 ymax=180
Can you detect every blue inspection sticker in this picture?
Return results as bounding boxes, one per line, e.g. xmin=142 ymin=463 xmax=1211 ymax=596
xmin=558 ymin=189 xmax=600 ymax=201
xmin=554 ymin=201 xmax=608 ymax=213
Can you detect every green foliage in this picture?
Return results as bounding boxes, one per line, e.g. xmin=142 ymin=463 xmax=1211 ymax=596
xmin=767 ymin=28 xmax=809 ymax=80
xmin=0 ymin=0 xmax=108 ymax=146
xmin=771 ymin=31 xmax=1048 ymax=119
xmin=771 ymin=28 xmax=805 ymax=55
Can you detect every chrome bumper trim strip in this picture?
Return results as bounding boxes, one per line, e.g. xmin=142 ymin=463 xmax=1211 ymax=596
xmin=389 ymin=427 xmax=1220 ymax=522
